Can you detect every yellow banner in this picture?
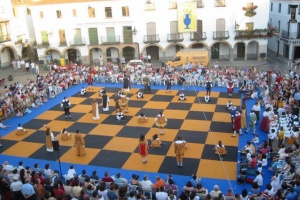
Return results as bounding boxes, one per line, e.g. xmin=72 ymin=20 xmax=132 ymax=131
xmin=178 ymin=2 xmax=197 ymax=33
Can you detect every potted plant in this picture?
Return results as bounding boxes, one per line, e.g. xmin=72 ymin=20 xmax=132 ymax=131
xmin=7 ymin=75 xmax=13 ymax=81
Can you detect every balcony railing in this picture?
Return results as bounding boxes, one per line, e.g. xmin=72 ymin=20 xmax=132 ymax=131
xmin=281 ymin=30 xmax=300 ymax=39
xmin=101 ymin=36 xmax=120 ymax=44
xmin=70 ymin=37 xmax=86 ymax=46
xmin=167 ymin=33 xmax=184 ymax=42
xmin=235 ymin=29 xmax=269 ymax=40
xmin=143 ymin=34 xmax=160 ymax=44
xmin=215 ymin=0 xmax=226 ymax=7
xmin=0 ymin=34 xmax=11 ymax=43
xmin=213 ymin=31 xmax=229 ymax=40
xmin=190 ymin=32 xmax=207 ymax=41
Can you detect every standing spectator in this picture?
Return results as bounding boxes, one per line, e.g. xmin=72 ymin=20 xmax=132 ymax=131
xmin=21 ymin=178 xmax=36 ymax=200
xmin=252 ymin=102 xmax=261 ymax=121
xmin=10 ymin=177 xmax=23 ymax=199
xmin=147 ymin=54 xmax=151 ymax=63
xmin=25 ymin=61 xmax=30 ymax=72
xmin=121 ymin=56 xmax=125 ymax=66
xmin=61 ymin=97 xmax=71 ymax=119
xmin=31 ymin=61 xmax=35 ymax=73
xmin=99 ymin=56 xmax=104 ymax=66
xmin=12 ymin=59 xmax=17 ymax=71
xmin=245 ymin=110 xmax=257 ymax=134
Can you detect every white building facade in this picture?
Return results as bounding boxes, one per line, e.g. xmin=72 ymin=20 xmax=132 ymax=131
xmin=0 ymin=0 xmax=271 ymax=67
xmin=268 ymin=0 xmax=300 ymax=61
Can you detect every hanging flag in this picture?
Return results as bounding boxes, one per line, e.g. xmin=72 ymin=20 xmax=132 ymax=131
xmin=178 ymin=2 xmax=197 ymax=33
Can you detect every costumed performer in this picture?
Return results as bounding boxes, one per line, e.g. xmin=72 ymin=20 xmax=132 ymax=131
xmin=80 ymin=87 xmax=86 ymax=96
xmin=155 ymin=111 xmax=167 ymax=135
xmin=229 ymin=105 xmax=238 ymax=128
xmin=61 ymin=97 xmax=71 ymax=119
xmin=116 ymin=111 xmax=125 ymax=121
xmin=260 ymin=107 xmax=272 ymax=133
xmin=114 ymin=91 xmax=121 ymax=112
xmin=74 ymin=130 xmax=86 ymax=156
xmin=137 ymin=91 xmax=144 ymax=99
xmin=215 ymin=140 xmax=227 ymax=155
xmin=150 ymin=134 xmax=162 ymax=148
xmin=226 ymin=100 xmax=232 ymax=110
xmin=123 ymin=75 xmax=130 ymax=92
xmin=16 ymin=123 xmax=27 ymax=135
xmin=166 ymin=78 xmax=171 ymax=93
xmin=61 ymin=128 xmax=71 ymax=141
xmin=232 ymin=111 xmax=242 ymax=137
xmin=139 ymin=134 xmax=149 ymax=163
xmin=204 ymin=95 xmax=210 ymax=102
xmin=87 ymin=73 xmax=93 ymax=88
xmin=99 ymin=88 xmax=106 ymax=97
xmin=119 ymin=92 xmax=129 ymax=113
xmin=227 ymin=79 xmax=234 ymax=97
xmin=44 ymin=125 xmax=54 ymax=152
xmin=179 ymin=92 xmax=186 ymax=101
xmin=138 ymin=112 xmax=147 ymax=123
xmin=174 ymin=136 xmax=186 ymax=167
xmin=102 ymin=93 xmax=110 ymax=112
xmin=205 ymin=77 xmax=212 ymax=96
xmin=92 ymin=98 xmax=100 ymax=120
xmin=143 ymin=76 xmax=151 ymax=93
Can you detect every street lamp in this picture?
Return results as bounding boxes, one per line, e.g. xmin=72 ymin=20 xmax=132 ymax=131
xmin=235 ymin=21 xmax=240 ymax=30
xmin=132 ymin=27 xmax=137 ymax=35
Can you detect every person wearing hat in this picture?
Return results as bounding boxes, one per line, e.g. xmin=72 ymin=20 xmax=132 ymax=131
xmin=61 ymin=97 xmax=71 ymax=119
xmin=232 ymin=111 xmax=242 ymax=137
xmin=252 ymin=101 xmax=261 ymax=121
xmin=92 ymin=98 xmax=100 ymax=120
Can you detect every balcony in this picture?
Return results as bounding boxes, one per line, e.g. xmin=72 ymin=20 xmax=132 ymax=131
xmin=101 ymin=36 xmax=120 ymax=44
xmin=235 ymin=29 xmax=269 ymax=40
xmin=190 ymin=32 xmax=207 ymax=41
xmin=143 ymin=34 xmax=160 ymax=44
xmin=215 ymin=0 xmax=226 ymax=7
xmin=0 ymin=34 xmax=11 ymax=43
xmin=70 ymin=37 xmax=86 ymax=46
xmin=167 ymin=33 xmax=184 ymax=43
xmin=213 ymin=31 xmax=229 ymax=40
xmin=281 ymin=30 xmax=300 ymax=39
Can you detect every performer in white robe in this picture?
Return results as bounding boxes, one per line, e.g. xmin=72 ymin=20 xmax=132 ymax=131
xmin=92 ymin=98 xmax=100 ymax=120
xmin=102 ymin=94 xmax=110 ymax=111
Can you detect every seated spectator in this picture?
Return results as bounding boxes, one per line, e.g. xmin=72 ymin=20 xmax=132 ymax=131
xmin=102 ymin=171 xmax=114 ymax=183
xmin=210 ymin=185 xmax=221 ymax=197
xmin=90 ymin=170 xmax=100 ymax=181
xmin=129 ymin=174 xmax=141 ymax=187
xmin=66 ymin=165 xmax=76 ymax=180
xmin=140 ymin=175 xmax=153 ymax=191
xmin=150 ymin=134 xmax=162 ymax=148
xmin=80 ymin=170 xmax=89 ymax=179
xmin=153 ymin=176 xmax=165 ymax=189
xmin=182 ymin=181 xmax=194 ymax=193
xmin=190 ymin=175 xmax=201 ymax=188
xmin=155 ymin=186 xmax=168 ymax=200
xmin=114 ymin=173 xmax=127 ymax=185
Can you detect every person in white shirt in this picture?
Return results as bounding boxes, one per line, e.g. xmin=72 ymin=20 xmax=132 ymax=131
xmin=253 ymin=171 xmax=263 ymax=187
xmin=66 ymin=165 xmax=76 ymax=180
xmin=80 ymin=87 xmax=86 ymax=96
xmin=155 ymin=186 xmax=168 ymax=200
xmin=10 ymin=177 xmax=23 ymax=193
xmin=140 ymin=175 xmax=153 ymax=191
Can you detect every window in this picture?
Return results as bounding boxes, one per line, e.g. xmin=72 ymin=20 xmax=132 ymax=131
xmin=105 ymin=7 xmax=112 ymax=18
xmin=26 ymin=8 xmax=31 ymax=15
xmin=122 ymin=6 xmax=129 ymax=16
xmin=246 ymin=22 xmax=254 ymax=31
xmin=288 ymin=4 xmax=291 ymax=14
xmin=40 ymin=11 xmax=44 ymax=18
xmin=0 ymin=21 xmax=11 ymax=42
xmin=270 ymin=2 xmax=273 ymax=11
xmin=88 ymin=7 xmax=95 ymax=18
xmin=215 ymin=0 xmax=225 ymax=7
xmin=278 ymin=20 xmax=281 ymax=31
xmin=73 ymin=9 xmax=77 ymax=17
xmin=56 ymin=10 xmax=62 ymax=18
xmin=13 ymin=8 xmax=18 ymax=17
xmin=278 ymin=3 xmax=281 ymax=13
xmin=168 ymin=2 xmax=177 ymax=9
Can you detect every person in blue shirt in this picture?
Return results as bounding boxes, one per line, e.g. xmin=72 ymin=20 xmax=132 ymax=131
xmin=285 ymin=187 xmax=298 ymax=200
xmin=190 ymin=174 xmax=201 ymax=188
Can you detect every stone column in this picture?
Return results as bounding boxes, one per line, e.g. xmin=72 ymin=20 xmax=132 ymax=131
xmin=229 ymin=47 xmax=234 ymax=62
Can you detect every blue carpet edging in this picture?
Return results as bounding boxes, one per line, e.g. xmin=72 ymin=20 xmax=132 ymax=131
xmin=0 ymin=83 xmax=270 ymax=195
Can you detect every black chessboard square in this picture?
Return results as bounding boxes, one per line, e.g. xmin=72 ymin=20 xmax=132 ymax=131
xmin=0 ymin=140 xmax=18 ymax=153
xmin=66 ymin=122 xmax=98 ymax=134
xmin=150 ymin=95 xmax=174 ymax=102
xmin=80 ymin=98 xmax=95 ymax=105
xmin=175 ymin=90 xmax=197 ymax=96
xmin=55 ymin=113 xmax=85 ymax=121
xmin=210 ymin=121 xmax=233 ymax=133
xmin=89 ymin=150 xmax=131 ymax=168
xmin=164 ymin=119 xmax=184 ymax=129
xmin=49 ymin=103 xmax=64 ymax=111
xmin=117 ymin=126 xmax=150 ymax=139
xmin=101 ymin=115 xmax=133 ymax=125
xmin=128 ymin=100 xmax=148 ymax=108
xmin=177 ymin=130 xmax=208 ymax=144
xmin=22 ymin=130 xmax=60 ymax=143
xmin=23 ymin=119 xmax=51 ymax=129
xmin=195 ymin=97 xmax=218 ymax=104
xmin=186 ymin=111 xmax=213 ymax=120
xmin=29 ymin=145 xmax=71 ymax=161
xmin=201 ymin=144 xmax=238 ymax=162
xmin=72 ymin=92 xmax=95 ymax=98
xmin=158 ymin=156 xmax=200 ymax=176
xmin=166 ymin=102 xmax=192 ymax=110
xmin=84 ymin=135 xmax=113 ymax=149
